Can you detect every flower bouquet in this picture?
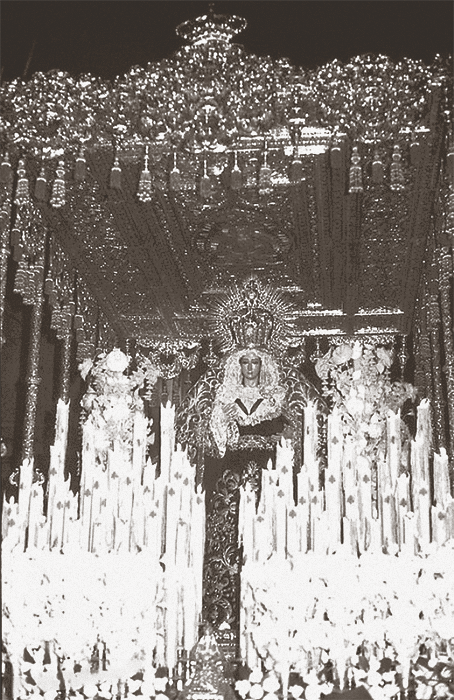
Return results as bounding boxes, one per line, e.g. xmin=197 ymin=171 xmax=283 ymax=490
xmin=314 ymin=340 xmax=416 ymax=468
xmin=79 ymin=349 xmax=157 ymax=451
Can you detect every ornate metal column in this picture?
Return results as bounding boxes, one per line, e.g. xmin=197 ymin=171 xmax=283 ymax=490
xmin=22 ymin=293 xmax=44 ymax=461
xmin=0 ymin=154 xmax=14 ymax=347
xmin=428 ymin=319 xmax=446 ymax=454
xmin=16 ymin=286 xmax=45 ymax=549
xmin=438 ymin=247 xmax=454 ymax=456
xmin=58 ymin=327 xmax=73 ymax=404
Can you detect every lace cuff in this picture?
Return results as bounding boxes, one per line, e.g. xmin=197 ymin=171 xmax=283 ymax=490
xmin=210 ymin=403 xmax=228 ymax=457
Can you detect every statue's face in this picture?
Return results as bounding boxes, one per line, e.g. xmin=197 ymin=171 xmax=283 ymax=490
xmin=239 ymin=354 xmax=261 ymax=383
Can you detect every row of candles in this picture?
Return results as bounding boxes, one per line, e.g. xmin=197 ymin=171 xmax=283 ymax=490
xmin=238 ymin=399 xmax=453 ymax=567
xmin=2 ymin=386 xmax=453 ymax=682
xmin=2 ymin=400 xmax=205 ymax=672
xmin=237 ymin=399 xmax=454 ymax=678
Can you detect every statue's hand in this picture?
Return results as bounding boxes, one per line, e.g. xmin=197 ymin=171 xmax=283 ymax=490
xmin=222 ymin=403 xmax=237 ymax=422
xmin=282 ymin=424 xmax=294 ymax=440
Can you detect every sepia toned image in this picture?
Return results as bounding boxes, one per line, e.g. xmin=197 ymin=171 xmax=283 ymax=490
xmin=1 ymin=2 xmax=453 ymax=700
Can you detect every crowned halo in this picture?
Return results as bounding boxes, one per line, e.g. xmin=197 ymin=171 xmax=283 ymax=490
xmin=206 ymin=278 xmax=299 ymax=354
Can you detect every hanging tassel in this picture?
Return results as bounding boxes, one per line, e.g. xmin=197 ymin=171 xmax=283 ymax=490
xmin=259 ymin=141 xmax=272 ymax=192
xmin=24 ymin=267 xmax=35 ymax=306
xmin=44 ymin=276 xmax=54 ymax=295
xmin=200 ymin=158 xmax=211 ymax=198
xmin=85 ymin=341 xmax=96 ymax=360
xmin=74 ymin=147 xmax=87 ymax=182
xmin=390 ymin=144 xmax=405 ymax=191
xmin=12 ymin=243 xmax=23 ymax=262
xmin=230 ymin=151 xmax=242 ymax=190
xmin=109 ymin=153 xmax=122 ymax=190
xmin=14 ymin=159 xmax=30 ymax=207
xmin=169 ymin=152 xmax=181 ymax=191
xmin=50 ymin=159 xmax=66 ymax=207
xmin=11 ymin=209 xmax=25 ymax=260
xmin=348 ymin=145 xmax=363 ymax=193
xmin=10 ymin=222 xmax=21 ymax=247
xmin=330 ymin=142 xmax=342 ymax=170
xmin=48 ymin=288 xmax=58 ymax=308
xmin=410 ymin=134 xmax=422 ymax=166
xmin=34 ymin=165 xmax=47 ymax=201
xmin=74 ymin=313 xmax=84 ymax=330
xmin=13 ymin=259 xmax=27 ymax=295
xmin=290 ymin=141 xmax=303 ymax=183
xmin=68 ymin=299 xmax=76 ymax=317
xmin=0 ymin=152 xmax=13 ymax=185
xmin=371 ymin=150 xmax=384 ymax=184
xmin=51 ymin=304 xmax=63 ymax=334
xmin=137 ymin=146 xmax=152 ymax=202
xmin=61 ymin=306 xmax=73 ymax=336
xmin=76 ymin=339 xmax=88 ymax=362
xmin=20 ymin=266 xmax=30 ymax=303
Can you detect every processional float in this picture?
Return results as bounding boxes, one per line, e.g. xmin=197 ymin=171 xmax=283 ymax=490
xmin=1 ymin=7 xmax=454 ymax=700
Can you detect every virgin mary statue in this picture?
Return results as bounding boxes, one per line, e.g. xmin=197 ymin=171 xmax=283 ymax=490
xmin=206 ymin=346 xmax=291 ymax=496
xmin=175 ymin=281 xmax=327 ymax=632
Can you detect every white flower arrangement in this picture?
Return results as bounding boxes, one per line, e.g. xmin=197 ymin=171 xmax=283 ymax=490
xmin=78 ymin=349 xmax=158 ymax=450
xmin=315 ymin=340 xmax=417 ymax=466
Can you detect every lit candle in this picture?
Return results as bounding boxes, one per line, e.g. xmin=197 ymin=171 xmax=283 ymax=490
xmin=433 ymin=448 xmax=450 ymax=510
xmin=303 ymin=402 xmax=318 ymax=488
xmin=276 ymin=438 xmax=294 ymax=501
xmin=28 ymin=483 xmax=44 ymax=549
xmin=403 ymin=511 xmax=416 ymax=554
xmin=275 ymin=486 xmax=287 ymax=557
xmin=326 ymin=410 xmax=343 ymax=550
xmin=397 ymin=473 xmax=410 ymax=550
xmin=160 ymin=402 xmax=175 ymax=482
xmin=18 ymin=457 xmax=34 ymax=549
xmin=410 ymin=439 xmax=431 ymax=545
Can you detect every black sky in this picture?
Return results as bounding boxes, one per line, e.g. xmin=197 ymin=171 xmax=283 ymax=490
xmin=1 ymin=1 xmax=453 ymax=83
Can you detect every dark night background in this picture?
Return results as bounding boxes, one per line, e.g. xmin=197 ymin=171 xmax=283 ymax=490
xmin=1 ymin=1 xmax=453 ymax=82
xmin=1 ymin=1 xmax=453 ymax=491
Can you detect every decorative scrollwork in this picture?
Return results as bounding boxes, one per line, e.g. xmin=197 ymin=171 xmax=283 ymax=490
xmin=174 ymin=362 xmax=225 ymax=483
xmin=136 ymin=340 xmax=201 ymax=380
xmin=203 ymin=469 xmax=241 ymax=628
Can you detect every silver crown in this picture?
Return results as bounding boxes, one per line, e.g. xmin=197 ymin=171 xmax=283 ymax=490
xmin=176 ymin=10 xmax=247 ymax=46
xmin=229 ymin=280 xmax=274 ymax=349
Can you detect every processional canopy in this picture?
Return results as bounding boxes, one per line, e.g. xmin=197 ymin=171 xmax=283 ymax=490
xmin=0 ymin=7 xmax=452 ymax=351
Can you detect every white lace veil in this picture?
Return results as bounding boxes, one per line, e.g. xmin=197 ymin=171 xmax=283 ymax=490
xmin=210 ymin=348 xmax=286 ymax=456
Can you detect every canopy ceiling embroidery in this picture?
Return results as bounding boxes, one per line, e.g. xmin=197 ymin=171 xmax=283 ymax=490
xmin=1 ymin=11 xmax=452 ymax=345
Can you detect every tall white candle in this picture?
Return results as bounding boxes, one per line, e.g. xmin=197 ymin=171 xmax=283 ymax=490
xmin=303 ymin=402 xmax=318 ymax=488
xmin=326 ymin=410 xmax=343 ymax=550
xmin=433 ymin=448 xmax=451 ymax=510
xmin=276 ymin=438 xmax=294 ymax=502
xmin=275 ymin=486 xmax=287 ymax=557
xmin=160 ymin=402 xmax=175 ymax=482
xmin=18 ymin=457 xmax=34 ymax=549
